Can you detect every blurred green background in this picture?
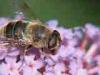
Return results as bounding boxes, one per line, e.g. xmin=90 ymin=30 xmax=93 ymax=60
xmin=0 ymin=0 xmax=100 ymax=27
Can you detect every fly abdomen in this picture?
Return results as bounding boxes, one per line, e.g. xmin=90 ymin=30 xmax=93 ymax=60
xmin=4 ymin=20 xmax=28 ymax=39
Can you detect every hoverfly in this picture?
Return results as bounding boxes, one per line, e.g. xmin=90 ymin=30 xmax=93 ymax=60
xmin=0 ymin=19 xmax=61 ymax=69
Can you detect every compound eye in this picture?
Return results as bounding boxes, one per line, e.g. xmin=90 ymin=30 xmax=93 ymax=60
xmin=48 ymin=30 xmax=61 ymax=51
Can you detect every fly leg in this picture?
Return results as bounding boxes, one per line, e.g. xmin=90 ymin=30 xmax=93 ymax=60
xmin=17 ymin=49 xmax=27 ymax=71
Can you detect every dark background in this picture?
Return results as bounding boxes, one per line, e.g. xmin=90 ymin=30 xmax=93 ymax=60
xmin=0 ymin=0 xmax=100 ymax=27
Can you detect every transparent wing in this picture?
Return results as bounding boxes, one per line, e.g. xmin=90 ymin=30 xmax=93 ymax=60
xmin=11 ymin=0 xmax=37 ymax=20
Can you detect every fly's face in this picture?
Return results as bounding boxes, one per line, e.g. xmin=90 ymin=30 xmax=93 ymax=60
xmin=48 ymin=30 xmax=61 ymax=52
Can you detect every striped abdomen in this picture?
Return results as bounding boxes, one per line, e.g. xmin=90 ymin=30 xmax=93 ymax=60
xmin=0 ymin=20 xmax=28 ymax=39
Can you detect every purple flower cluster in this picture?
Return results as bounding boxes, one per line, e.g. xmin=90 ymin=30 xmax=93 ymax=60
xmin=0 ymin=15 xmax=100 ymax=75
